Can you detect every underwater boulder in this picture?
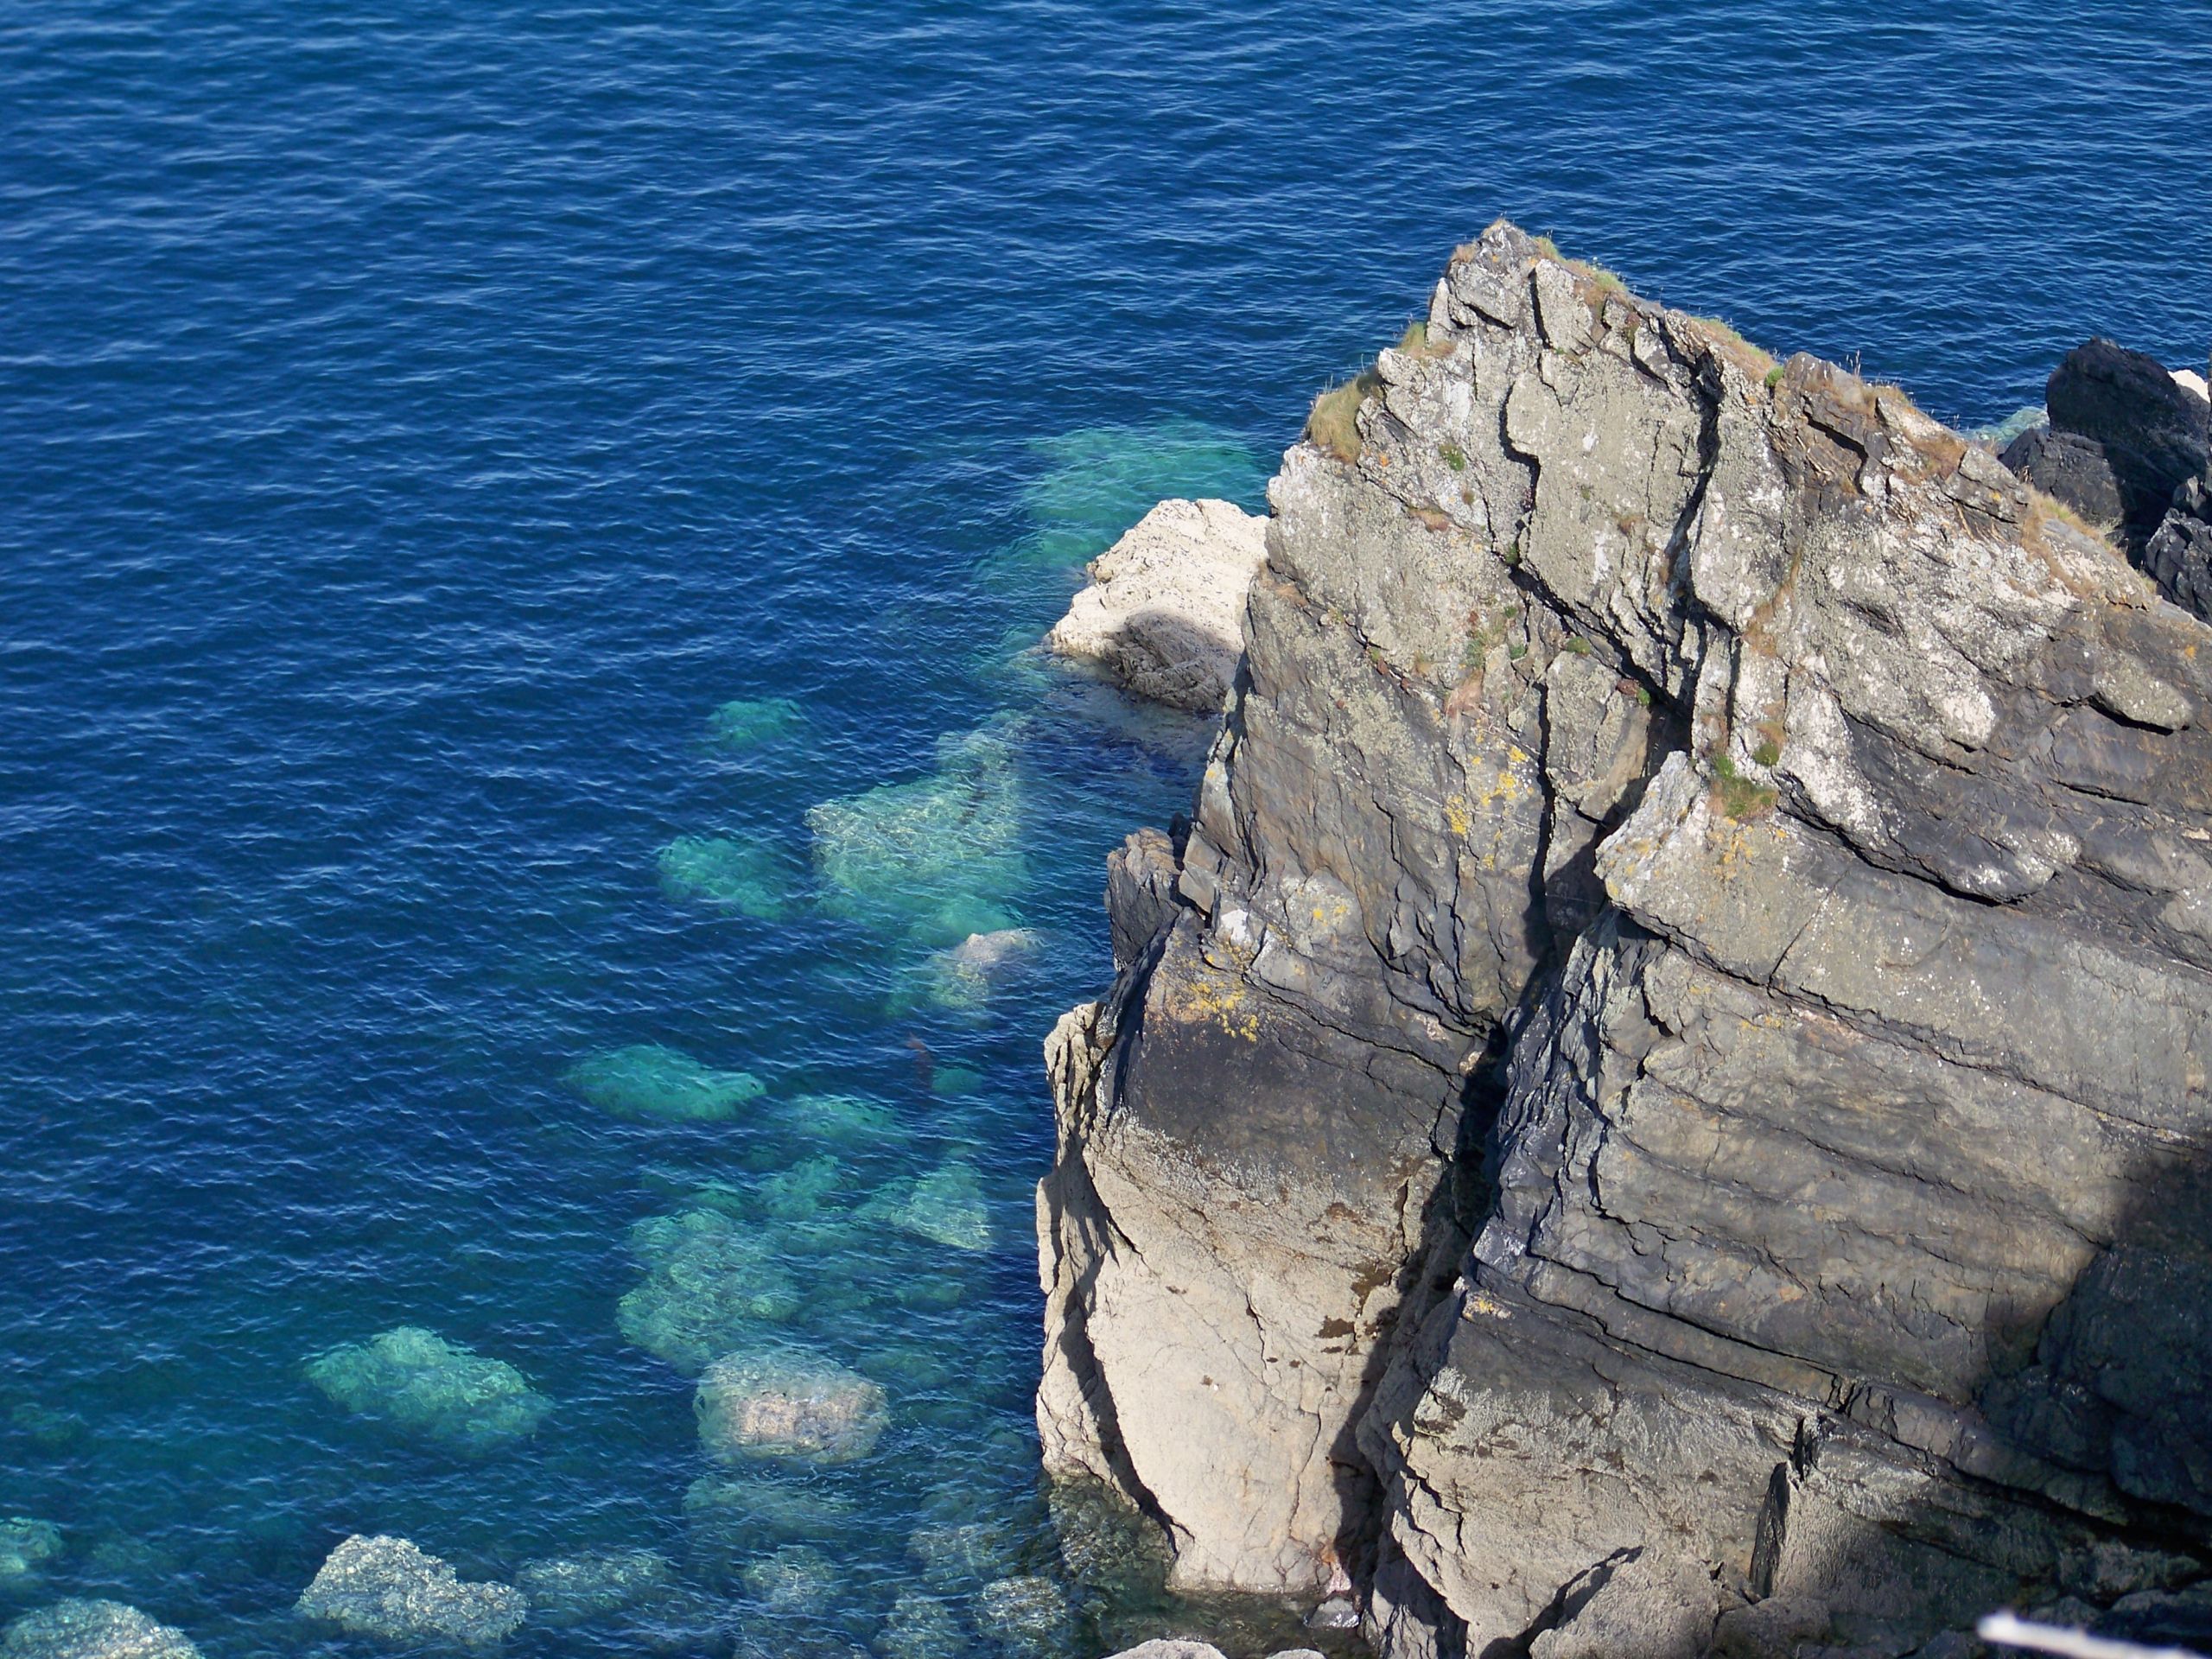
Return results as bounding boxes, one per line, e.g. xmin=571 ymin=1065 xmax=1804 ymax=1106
xmin=565 ymin=1043 xmax=766 ymax=1124
xmin=806 ymin=728 xmax=1027 ymax=947
xmin=0 ymin=1599 xmax=199 ymax=1659
xmin=861 ymin=1161 xmax=992 ymax=1253
xmin=0 ymin=1521 xmax=62 ymax=1591
xmin=709 ymin=698 xmax=805 ymax=750
xmin=620 ymin=1208 xmax=803 ymax=1375
xmin=738 ymin=1544 xmax=839 ymax=1615
xmin=305 ymin=1327 xmax=550 ymax=1454
xmin=906 ymin=1522 xmax=1021 ymax=1592
xmin=512 ymin=1549 xmax=671 ymax=1625
xmin=696 ymin=1350 xmax=889 ymax=1465
xmin=874 ymin=1592 xmax=965 ymax=1659
xmin=974 ymin=1576 xmax=1074 ymax=1659
xmin=657 ymin=836 xmax=801 ymax=921
xmin=296 ymin=1535 xmax=525 ymax=1648
xmin=781 ymin=1094 xmax=907 ymax=1149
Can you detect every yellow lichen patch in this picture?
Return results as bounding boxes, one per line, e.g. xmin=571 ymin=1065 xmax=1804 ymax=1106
xmin=1462 ymin=1290 xmax=1513 ymax=1321
xmin=1175 ymin=967 xmax=1262 ymax=1042
xmin=1445 ymin=793 xmax=1472 ymax=838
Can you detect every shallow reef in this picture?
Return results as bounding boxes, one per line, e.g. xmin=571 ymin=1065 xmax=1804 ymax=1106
xmin=709 ymin=696 xmax=805 ymax=750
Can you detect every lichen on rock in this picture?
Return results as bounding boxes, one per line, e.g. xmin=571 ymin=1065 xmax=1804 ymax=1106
xmin=0 ymin=1600 xmax=198 ymax=1659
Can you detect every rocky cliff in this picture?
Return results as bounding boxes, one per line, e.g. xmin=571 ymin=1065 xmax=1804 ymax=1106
xmin=1038 ymin=222 xmax=2212 ymax=1658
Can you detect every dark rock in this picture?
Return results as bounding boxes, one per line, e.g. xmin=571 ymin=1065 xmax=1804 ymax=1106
xmin=1104 ymin=828 xmax=1182 ymax=969
xmin=2147 ymin=475 xmax=2212 ymax=620
xmin=2044 ymin=336 xmax=2209 ymax=531
xmin=1999 ymin=426 xmax=2124 ymax=532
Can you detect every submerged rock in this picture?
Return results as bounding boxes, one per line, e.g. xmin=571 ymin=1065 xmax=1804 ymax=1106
xmin=925 ymin=927 xmax=1044 ymax=1011
xmin=709 ymin=697 xmax=805 ymax=749
xmin=512 ymin=1549 xmax=671 ymax=1624
xmin=306 ymin=1326 xmax=550 ymax=1453
xmin=0 ymin=1521 xmax=62 ymax=1589
xmin=874 ymin=1592 xmax=965 ymax=1659
xmin=295 ymin=1535 xmax=525 ymax=1647
xmin=807 ymin=728 xmax=1027 ymax=947
xmin=0 ymin=1601 xmax=198 ymax=1659
xmin=906 ymin=1521 xmax=1021 ymax=1592
xmin=695 ymin=1350 xmax=889 ymax=1465
xmin=781 ymin=1093 xmax=907 ymax=1147
xmin=620 ymin=1207 xmax=801 ymax=1374
xmin=657 ymin=835 xmax=800 ymax=920
xmin=861 ymin=1160 xmax=991 ymax=1252
xmin=565 ymin=1042 xmax=765 ymax=1123
xmin=738 ymin=1544 xmax=838 ymax=1613
xmin=1046 ymin=498 xmax=1269 ymax=711
xmin=973 ymin=1576 xmax=1072 ymax=1659
xmin=1011 ymin=419 xmax=1268 ymax=577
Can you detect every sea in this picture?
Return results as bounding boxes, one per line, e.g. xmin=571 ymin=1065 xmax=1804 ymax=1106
xmin=3 ymin=3 xmax=2209 ymax=1655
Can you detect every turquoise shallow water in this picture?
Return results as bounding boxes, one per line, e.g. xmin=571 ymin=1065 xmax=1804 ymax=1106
xmin=3 ymin=3 xmax=2210 ymax=1655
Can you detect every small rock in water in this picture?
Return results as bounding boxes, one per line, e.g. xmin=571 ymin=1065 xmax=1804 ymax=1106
xmin=683 ymin=1472 xmax=859 ymax=1536
xmin=0 ymin=1600 xmax=198 ymax=1659
xmin=696 ymin=1350 xmax=889 ymax=1465
xmin=1304 ymin=1595 xmax=1359 ymax=1630
xmin=620 ymin=1208 xmax=803 ymax=1374
xmin=513 ymin=1548 xmax=671 ymax=1624
xmin=305 ymin=1326 xmax=550 ymax=1453
xmin=974 ymin=1576 xmax=1074 ymax=1659
xmin=739 ymin=1544 xmax=838 ymax=1614
xmin=925 ymin=928 xmax=1043 ymax=1010
xmin=0 ymin=1520 xmax=63 ymax=1587
xmin=1098 ymin=1645 xmax=1227 ymax=1659
xmin=296 ymin=1534 xmax=526 ymax=1647
xmin=709 ymin=697 xmax=805 ymax=749
xmin=565 ymin=1042 xmax=766 ymax=1123
xmin=657 ymin=835 xmax=800 ymax=920
xmin=874 ymin=1592 xmax=965 ymax=1659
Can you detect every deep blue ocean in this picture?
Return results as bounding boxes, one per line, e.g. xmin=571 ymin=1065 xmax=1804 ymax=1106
xmin=3 ymin=3 xmax=2209 ymax=1656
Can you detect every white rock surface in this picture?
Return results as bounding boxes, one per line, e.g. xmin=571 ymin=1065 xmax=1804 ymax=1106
xmin=2176 ymin=366 xmax=2209 ymax=400
xmin=1099 ymin=1643 xmax=1227 ymax=1659
xmin=1046 ymin=498 xmax=1268 ymax=711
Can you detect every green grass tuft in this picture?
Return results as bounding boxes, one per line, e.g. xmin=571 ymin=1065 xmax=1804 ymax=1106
xmin=1306 ymin=367 xmax=1382 ymax=462
xmin=1712 ymin=753 xmax=1777 ymax=820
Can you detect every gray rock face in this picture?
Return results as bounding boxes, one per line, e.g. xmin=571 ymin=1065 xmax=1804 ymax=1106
xmin=1 ymin=1602 xmax=198 ymax=1659
xmin=296 ymin=1535 xmax=526 ymax=1647
xmin=2043 ymin=335 xmax=2209 ymax=531
xmin=1039 ymin=221 xmax=2212 ymax=1656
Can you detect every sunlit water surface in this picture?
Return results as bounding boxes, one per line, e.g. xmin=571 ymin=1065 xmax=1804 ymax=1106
xmin=3 ymin=3 xmax=2209 ymax=1655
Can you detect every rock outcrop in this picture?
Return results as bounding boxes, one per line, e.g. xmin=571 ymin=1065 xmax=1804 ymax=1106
xmin=2148 ymin=359 xmax=2212 ymax=622
xmin=1039 ymin=222 xmax=2212 ymax=1657
xmin=1047 ymin=498 xmax=1270 ymax=711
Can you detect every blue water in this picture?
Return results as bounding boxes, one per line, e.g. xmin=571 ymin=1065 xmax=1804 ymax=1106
xmin=3 ymin=3 xmax=2209 ymax=1655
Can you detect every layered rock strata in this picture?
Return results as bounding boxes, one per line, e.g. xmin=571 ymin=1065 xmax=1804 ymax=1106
xmin=1039 ymin=222 xmax=2212 ymax=1657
